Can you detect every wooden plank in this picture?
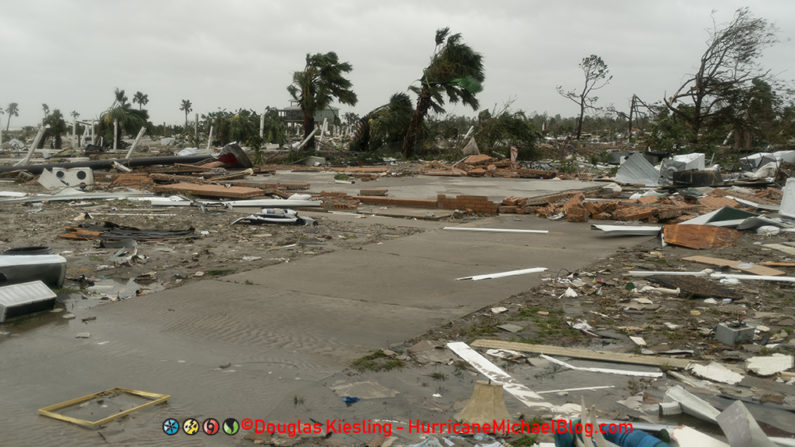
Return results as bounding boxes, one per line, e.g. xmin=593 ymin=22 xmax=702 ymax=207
xmin=471 ymin=339 xmax=693 ymax=369
xmin=682 ymin=255 xmax=785 ymax=276
xmin=153 ymin=182 xmax=262 ymax=199
xmin=663 ymin=224 xmax=742 ymax=250
xmin=38 ymin=387 xmax=170 ymax=428
xmin=761 ymin=262 xmax=795 ymax=267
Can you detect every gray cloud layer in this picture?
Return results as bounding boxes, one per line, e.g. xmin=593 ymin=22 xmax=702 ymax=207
xmin=1 ymin=0 xmax=792 ymax=127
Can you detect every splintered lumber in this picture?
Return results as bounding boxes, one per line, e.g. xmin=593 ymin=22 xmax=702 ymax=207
xmin=663 ymin=224 xmax=742 ymax=250
xmin=682 ymin=255 xmax=785 ymax=276
xmin=471 ymin=339 xmax=693 ymax=369
xmin=149 ymin=173 xmax=207 ymax=184
xmin=153 ymin=182 xmax=263 ymax=199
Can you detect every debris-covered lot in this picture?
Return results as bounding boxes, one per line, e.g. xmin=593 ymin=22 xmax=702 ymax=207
xmin=0 ymin=143 xmax=793 ymax=446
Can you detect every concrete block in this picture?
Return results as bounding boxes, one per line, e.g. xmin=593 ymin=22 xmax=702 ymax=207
xmin=715 ymin=322 xmax=755 ymax=346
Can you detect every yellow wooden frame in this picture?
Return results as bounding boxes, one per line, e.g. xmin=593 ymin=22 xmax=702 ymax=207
xmin=38 ymin=387 xmax=170 ymax=428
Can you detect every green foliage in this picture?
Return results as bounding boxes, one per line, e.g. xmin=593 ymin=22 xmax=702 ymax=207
xmin=41 ymin=109 xmax=67 ymax=148
xmin=351 ymin=350 xmax=404 ymax=372
xmin=475 ymin=109 xmax=538 ymax=160
xmin=342 ymin=112 xmax=359 ymax=126
xmin=97 ymin=88 xmax=149 ymax=147
xmin=203 ymin=108 xmax=284 ymax=150
xmin=287 ymin=52 xmax=357 ymax=149
xmin=646 ymin=107 xmax=697 ymax=152
xmin=411 ymin=28 xmax=485 ymax=113
xmin=350 ymin=93 xmax=413 ymax=152
xmin=403 ymin=27 xmax=484 ymax=157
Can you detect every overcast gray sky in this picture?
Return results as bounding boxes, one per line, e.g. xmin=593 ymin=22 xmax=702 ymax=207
xmin=1 ymin=0 xmax=793 ymax=128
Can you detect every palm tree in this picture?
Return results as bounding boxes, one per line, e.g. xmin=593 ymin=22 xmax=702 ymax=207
xmin=287 ymin=52 xmax=357 ymax=149
xmin=133 ymin=91 xmax=149 ymax=110
xmin=42 ymin=103 xmax=50 ymax=123
xmin=113 ymin=88 xmax=129 ymax=107
xmin=101 ymin=89 xmax=147 ymax=147
xmin=5 ymin=103 xmax=19 ymax=131
xmin=402 ymin=28 xmax=484 ymax=157
xmin=179 ymin=99 xmax=192 ymax=128
xmin=41 ymin=109 xmax=67 ymax=149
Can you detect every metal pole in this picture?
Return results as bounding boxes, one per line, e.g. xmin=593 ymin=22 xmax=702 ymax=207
xmin=14 ymin=125 xmax=47 ymax=166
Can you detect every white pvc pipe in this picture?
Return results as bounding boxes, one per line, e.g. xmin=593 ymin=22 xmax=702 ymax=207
xmin=457 ymin=267 xmax=547 ymax=281
xmin=444 ymin=227 xmax=548 ymax=234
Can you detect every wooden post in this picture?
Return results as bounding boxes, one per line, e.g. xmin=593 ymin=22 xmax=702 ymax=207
xmin=125 ymin=126 xmax=147 ymax=159
xmin=259 ymin=110 xmax=265 ymax=138
xmin=206 ymin=126 xmax=213 ymax=151
xmin=113 ymin=119 xmax=118 ymax=150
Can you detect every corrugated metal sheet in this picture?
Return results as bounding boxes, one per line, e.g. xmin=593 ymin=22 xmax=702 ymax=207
xmin=0 ymin=280 xmax=57 ymax=322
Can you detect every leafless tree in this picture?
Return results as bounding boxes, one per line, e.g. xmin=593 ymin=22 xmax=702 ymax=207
xmin=557 ymin=54 xmax=612 ymax=140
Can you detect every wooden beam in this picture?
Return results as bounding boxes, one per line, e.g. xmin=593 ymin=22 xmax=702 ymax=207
xmin=471 ymin=339 xmax=693 ymax=369
xmin=153 ymin=182 xmax=263 ymax=199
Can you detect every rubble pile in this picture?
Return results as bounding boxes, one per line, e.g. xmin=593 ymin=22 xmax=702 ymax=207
xmin=420 ymin=154 xmax=557 ymax=179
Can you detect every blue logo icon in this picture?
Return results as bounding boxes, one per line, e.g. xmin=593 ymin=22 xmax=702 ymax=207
xmin=162 ymin=417 xmax=179 ymax=435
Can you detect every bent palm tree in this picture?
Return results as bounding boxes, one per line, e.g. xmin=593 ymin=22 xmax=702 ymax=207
xmin=287 ymin=52 xmax=357 ymax=150
xmin=402 ymin=28 xmax=484 ymax=157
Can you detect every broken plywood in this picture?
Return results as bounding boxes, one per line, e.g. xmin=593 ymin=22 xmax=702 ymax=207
xmin=153 ymin=182 xmax=263 ymax=199
xmin=682 ymin=256 xmax=785 ymax=276
xmin=663 ymin=224 xmax=742 ymax=250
